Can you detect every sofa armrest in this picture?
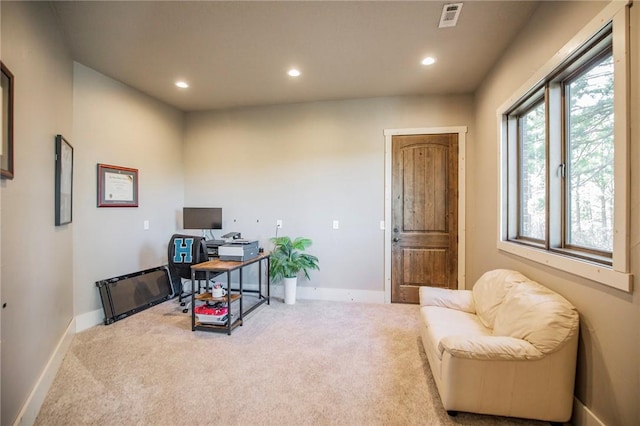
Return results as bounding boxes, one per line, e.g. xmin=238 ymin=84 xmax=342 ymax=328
xmin=419 ymin=287 xmax=475 ymax=313
xmin=439 ymin=335 xmax=543 ymax=361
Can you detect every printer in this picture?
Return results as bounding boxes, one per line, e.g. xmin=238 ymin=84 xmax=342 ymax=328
xmin=205 ymin=239 xmax=225 ymax=258
xmin=218 ymin=240 xmax=259 ymax=261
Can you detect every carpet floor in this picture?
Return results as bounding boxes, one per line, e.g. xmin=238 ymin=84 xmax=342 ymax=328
xmin=35 ymin=298 xmax=548 ymax=426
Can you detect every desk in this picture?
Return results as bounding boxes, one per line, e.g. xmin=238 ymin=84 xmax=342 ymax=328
xmin=190 ymin=252 xmax=270 ymax=335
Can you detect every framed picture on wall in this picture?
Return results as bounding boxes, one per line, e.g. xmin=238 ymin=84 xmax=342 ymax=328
xmin=1 ymin=61 xmax=14 ymax=179
xmin=97 ymin=163 xmax=139 ymax=207
xmin=55 ymin=135 xmax=73 ymax=226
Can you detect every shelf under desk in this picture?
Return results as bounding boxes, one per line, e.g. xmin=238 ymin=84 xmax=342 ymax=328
xmin=190 ymin=252 xmax=270 ymax=335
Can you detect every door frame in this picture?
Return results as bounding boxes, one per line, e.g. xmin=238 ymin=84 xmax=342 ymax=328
xmin=383 ymin=126 xmax=467 ymax=302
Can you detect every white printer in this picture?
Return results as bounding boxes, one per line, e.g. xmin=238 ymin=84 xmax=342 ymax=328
xmin=218 ymin=240 xmax=259 ymax=261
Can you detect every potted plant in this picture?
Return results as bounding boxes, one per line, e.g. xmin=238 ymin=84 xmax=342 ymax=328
xmin=269 ymin=236 xmax=319 ymax=304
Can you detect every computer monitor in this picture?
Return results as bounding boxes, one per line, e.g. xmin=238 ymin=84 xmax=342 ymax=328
xmin=183 ymin=207 xmax=222 ymax=230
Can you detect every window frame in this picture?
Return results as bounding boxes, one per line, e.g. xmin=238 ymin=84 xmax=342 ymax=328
xmin=497 ymin=2 xmax=631 ymax=292
xmin=559 ymin=46 xmax=614 ymax=260
xmin=515 ymin=96 xmax=547 ymax=246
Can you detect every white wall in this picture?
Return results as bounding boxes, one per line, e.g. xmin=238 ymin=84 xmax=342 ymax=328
xmin=72 ymin=63 xmax=185 ymax=318
xmin=184 ymin=95 xmax=473 ymax=298
xmin=0 ymin=4 xmax=185 ymax=422
xmin=472 ymin=2 xmax=639 ymax=425
xmin=0 ymin=2 xmax=74 ymax=424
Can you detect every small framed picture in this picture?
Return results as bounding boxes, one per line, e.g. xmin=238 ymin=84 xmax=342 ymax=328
xmin=1 ymin=61 xmax=14 ymax=179
xmin=55 ymin=135 xmax=74 ymax=225
xmin=97 ymin=163 xmax=139 ymax=207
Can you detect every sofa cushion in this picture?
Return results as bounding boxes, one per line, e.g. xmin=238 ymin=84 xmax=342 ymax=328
xmin=421 ymin=306 xmax=492 ymax=360
xmin=493 ymin=281 xmax=579 ymax=354
xmin=472 ymin=269 xmax=530 ymax=328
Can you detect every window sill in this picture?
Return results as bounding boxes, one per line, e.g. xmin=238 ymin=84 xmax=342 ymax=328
xmin=497 ymin=240 xmax=632 ymax=293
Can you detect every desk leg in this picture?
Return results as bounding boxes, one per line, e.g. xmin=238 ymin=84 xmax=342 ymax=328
xmin=239 ymin=267 xmax=244 ymax=326
xmin=191 ymin=269 xmax=196 ymax=331
xmin=258 ymin=257 xmax=270 ymax=305
xmin=225 ymin=271 xmax=232 ymax=335
xmin=266 ymin=256 xmax=271 ymax=305
xmin=258 ymin=259 xmax=263 ymax=300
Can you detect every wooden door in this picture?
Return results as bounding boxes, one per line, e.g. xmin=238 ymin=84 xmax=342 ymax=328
xmin=391 ymin=134 xmax=458 ymax=303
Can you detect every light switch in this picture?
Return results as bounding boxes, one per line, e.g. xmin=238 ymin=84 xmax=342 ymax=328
xmin=143 ymin=220 xmax=150 ymax=230
xmin=332 ymin=220 xmax=339 ymax=229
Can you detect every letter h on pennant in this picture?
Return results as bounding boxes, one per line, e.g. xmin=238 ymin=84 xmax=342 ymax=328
xmin=173 ymin=238 xmax=194 ymax=263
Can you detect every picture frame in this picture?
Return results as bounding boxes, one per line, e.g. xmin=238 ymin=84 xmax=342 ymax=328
xmin=1 ymin=61 xmax=14 ymax=179
xmin=97 ymin=163 xmax=139 ymax=207
xmin=55 ymin=135 xmax=74 ymax=225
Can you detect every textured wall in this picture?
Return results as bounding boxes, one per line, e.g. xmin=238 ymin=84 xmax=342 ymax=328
xmin=72 ymin=63 xmax=185 ymax=317
xmin=183 ymin=95 xmax=473 ymax=294
xmin=0 ymin=2 xmax=73 ymax=424
xmin=471 ymin=2 xmax=639 ymax=425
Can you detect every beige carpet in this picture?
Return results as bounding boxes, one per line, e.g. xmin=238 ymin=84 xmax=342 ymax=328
xmin=35 ymin=298 xmax=547 ymax=426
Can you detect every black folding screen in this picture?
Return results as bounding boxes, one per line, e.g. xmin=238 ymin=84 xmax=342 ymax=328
xmin=96 ymin=266 xmax=173 ymax=325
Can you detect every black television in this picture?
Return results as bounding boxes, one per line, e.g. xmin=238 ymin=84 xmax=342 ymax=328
xmin=183 ymin=207 xmax=222 ymax=230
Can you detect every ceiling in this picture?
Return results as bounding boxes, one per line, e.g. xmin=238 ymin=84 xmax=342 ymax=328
xmin=50 ymin=1 xmax=540 ymax=112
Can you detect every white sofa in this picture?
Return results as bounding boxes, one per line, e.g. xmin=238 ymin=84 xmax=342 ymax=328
xmin=419 ymin=269 xmax=579 ymax=423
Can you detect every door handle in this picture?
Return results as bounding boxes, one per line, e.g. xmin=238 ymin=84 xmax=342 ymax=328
xmin=393 ymin=237 xmax=400 ymax=243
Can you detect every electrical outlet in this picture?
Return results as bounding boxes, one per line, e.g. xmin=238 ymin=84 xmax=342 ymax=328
xmin=276 ymin=220 xmax=283 ymax=228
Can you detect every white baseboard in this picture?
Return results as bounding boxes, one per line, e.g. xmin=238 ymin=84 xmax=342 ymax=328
xmin=573 ymin=397 xmax=606 ymax=426
xmin=221 ymin=282 xmax=385 ymax=304
xmin=75 ymin=308 xmax=104 ymax=332
xmin=13 ymin=319 xmax=76 ymax=426
xmin=271 ymin=285 xmax=386 ymax=304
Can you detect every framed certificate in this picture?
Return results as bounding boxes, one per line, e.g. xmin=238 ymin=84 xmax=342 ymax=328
xmin=97 ymin=163 xmax=138 ymax=207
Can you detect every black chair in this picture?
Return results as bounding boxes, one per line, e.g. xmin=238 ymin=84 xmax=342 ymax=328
xmin=167 ymin=234 xmax=221 ymax=312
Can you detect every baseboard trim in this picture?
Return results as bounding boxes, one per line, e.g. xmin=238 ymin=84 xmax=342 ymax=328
xmin=271 ymin=285 xmax=385 ymax=304
xmin=73 ymin=287 xmax=386 ymax=334
xmin=75 ymin=308 xmax=104 ymax=332
xmin=573 ymin=397 xmax=606 ymax=426
xmin=187 ymin=280 xmax=387 ymax=304
xmin=13 ymin=318 xmax=76 ymax=426
xmin=73 ymin=287 xmax=386 ymax=333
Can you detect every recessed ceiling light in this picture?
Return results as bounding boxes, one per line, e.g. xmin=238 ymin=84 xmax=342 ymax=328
xmin=287 ymin=69 xmax=301 ymax=77
xmin=421 ymin=57 xmax=436 ymax=66
xmin=175 ymin=81 xmax=189 ymax=88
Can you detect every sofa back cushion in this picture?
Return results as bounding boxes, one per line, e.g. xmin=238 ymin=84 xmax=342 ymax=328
xmin=493 ymin=281 xmax=579 ymax=354
xmin=472 ymin=269 xmax=530 ymax=328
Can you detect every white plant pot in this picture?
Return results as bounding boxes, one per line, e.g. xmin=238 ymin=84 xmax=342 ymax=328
xmin=283 ymin=277 xmax=298 ymax=305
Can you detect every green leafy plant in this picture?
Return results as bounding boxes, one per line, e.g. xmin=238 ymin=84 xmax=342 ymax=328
xmin=269 ymin=236 xmax=320 ymax=282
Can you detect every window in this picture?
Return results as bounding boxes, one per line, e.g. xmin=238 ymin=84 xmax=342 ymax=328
xmin=565 ymin=52 xmax=614 ymax=255
xmin=499 ymin=4 xmax=631 ymax=292
xmin=518 ymin=99 xmax=546 ymax=243
xmin=507 ymin=35 xmax=613 ymax=261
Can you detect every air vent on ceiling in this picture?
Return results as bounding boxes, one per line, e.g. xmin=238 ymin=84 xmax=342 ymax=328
xmin=439 ymin=3 xmax=463 ymax=28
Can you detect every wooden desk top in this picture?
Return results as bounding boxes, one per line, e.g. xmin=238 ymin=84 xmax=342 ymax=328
xmin=191 ymin=252 xmax=270 ymax=272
